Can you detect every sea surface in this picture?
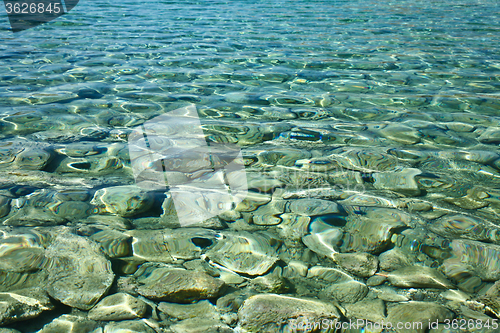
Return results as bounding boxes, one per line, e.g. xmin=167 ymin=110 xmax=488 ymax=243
xmin=1 ymin=0 xmax=500 ymax=332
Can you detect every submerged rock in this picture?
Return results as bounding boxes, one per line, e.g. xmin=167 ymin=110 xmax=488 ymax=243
xmin=373 ymin=168 xmax=422 ymax=196
xmin=378 ymin=124 xmax=422 ymax=144
xmin=477 ymin=280 xmax=500 ymax=318
xmin=135 ymin=264 xmax=226 ymax=303
xmin=386 ymin=301 xmax=454 ymax=333
xmin=383 ymin=265 xmax=454 ymax=289
xmin=445 ymin=239 xmax=500 ymax=281
xmin=103 ymin=320 xmax=156 ymax=333
xmin=0 ymin=288 xmax=53 ymax=326
xmin=236 ymin=294 xmax=341 ymax=333
xmin=302 ymin=216 xmax=344 ymax=259
xmin=37 ymin=314 xmax=99 ymax=333
xmin=45 ymin=233 xmax=114 ymax=310
xmin=169 ymin=318 xmax=233 ymax=333
xmin=158 ymin=300 xmax=220 ymax=321
xmin=378 ymin=247 xmax=417 ymax=271
xmin=15 ymin=148 xmax=53 ymax=171
xmin=333 ymin=252 xmax=379 ymax=278
xmin=344 ymin=299 xmax=386 ymax=324
xmin=342 ymin=207 xmax=409 ymax=254
xmin=91 ymin=185 xmax=153 ymax=217
xmin=88 ymin=292 xmax=148 ymax=321
xmin=204 ymin=231 xmax=279 ymax=276
xmin=429 ymin=214 xmax=500 ymax=243
xmin=288 ymin=198 xmax=344 ymax=216
xmin=127 ymin=228 xmax=217 ymax=263
xmin=324 ymin=280 xmax=368 ymax=304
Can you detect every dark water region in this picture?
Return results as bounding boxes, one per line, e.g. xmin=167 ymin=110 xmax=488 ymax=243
xmin=1 ymin=0 xmax=500 ymax=332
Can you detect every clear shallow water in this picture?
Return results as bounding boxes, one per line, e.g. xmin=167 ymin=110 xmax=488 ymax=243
xmin=1 ymin=0 xmax=500 ymax=332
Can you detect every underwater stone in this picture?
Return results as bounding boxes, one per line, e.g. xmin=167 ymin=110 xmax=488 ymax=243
xmin=250 ymin=198 xmax=286 ymax=226
xmin=235 ymin=191 xmax=271 ymax=212
xmin=446 ymin=239 xmax=500 ymax=281
xmin=282 ymin=260 xmax=308 ymax=278
xmin=205 ymin=231 xmax=279 ymax=276
xmin=478 ymin=127 xmax=500 ymax=144
xmin=373 ymin=286 xmax=409 ymax=302
xmin=307 ymin=266 xmax=352 ymax=284
xmin=344 ymin=299 xmax=386 ymax=324
xmin=169 ymin=318 xmax=233 ymax=333
xmin=45 ymin=233 xmax=114 ymax=310
xmin=127 ymin=228 xmax=216 ymax=263
xmin=0 ymin=195 xmax=11 ymax=218
xmin=0 ymin=246 xmax=46 ymax=273
xmin=429 ymin=214 xmax=500 ymax=243
xmin=0 ymin=288 xmax=54 ymax=326
xmin=88 ymin=292 xmax=148 ymax=321
xmin=366 ymin=275 xmax=388 ymax=287
xmin=158 ymin=300 xmax=220 ymax=321
xmin=37 ymin=314 xmax=99 ymax=333
xmin=324 ymin=280 xmax=368 ymax=304
xmin=236 ymin=294 xmax=341 ymax=333
xmin=342 ymin=207 xmax=409 ymax=254
xmin=135 ymin=264 xmax=226 ymax=303
xmin=89 ymin=229 xmax=131 ymax=258
xmin=249 ymin=267 xmax=289 ymax=293
xmin=378 ymin=247 xmax=417 ymax=271
xmin=332 ymin=252 xmax=378 ymax=278
xmin=477 ymin=280 xmax=500 ymax=319
xmin=14 ymin=148 xmax=52 ymax=170
xmin=245 ymin=172 xmax=284 ymax=192
xmin=91 ymin=185 xmax=153 ymax=217
xmin=103 ymin=320 xmax=156 ymax=333
xmin=302 ymin=219 xmax=343 ymax=258
xmin=288 ymin=198 xmax=343 ymax=216
xmin=277 ymin=213 xmax=311 ymax=242
xmin=383 ymin=265 xmax=454 ymax=289
xmin=378 ymin=124 xmax=422 ymax=144
xmin=373 ymin=168 xmax=422 ymax=196
xmin=56 ymin=142 xmax=107 ymax=157
xmin=386 ymin=302 xmax=454 ymax=333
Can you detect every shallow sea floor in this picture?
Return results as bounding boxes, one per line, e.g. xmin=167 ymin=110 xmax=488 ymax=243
xmin=1 ymin=0 xmax=500 ymax=332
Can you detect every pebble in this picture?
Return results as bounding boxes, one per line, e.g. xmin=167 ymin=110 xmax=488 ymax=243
xmin=378 ymin=248 xmax=417 ymax=271
xmin=445 ymin=239 xmax=500 ymax=281
xmin=383 ymin=265 xmax=455 ymax=289
xmin=103 ymin=320 xmax=156 ymax=333
xmin=37 ymin=314 xmax=99 ymax=333
xmin=236 ymin=294 xmax=341 ymax=332
xmin=88 ymin=292 xmax=148 ymax=321
xmin=158 ymin=300 xmax=220 ymax=321
xmin=386 ymin=301 xmax=454 ymax=333
xmin=91 ymin=185 xmax=153 ymax=217
xmin=169 ymin=318 xmax=234 ymax=333
xmin=135 ymin=264 xmax=226 ymax=303
xmin=373 ymin=286 xmax=409 ymax=302
xmin=333 ymin=252 xmax=379 ymax=278
xmin=345 ymin=299 xmax=386 ymax=323
xmin=373 ymin=168 xmax=422 ymax=196
xmin=378 ymin=124 xmax=422 ymax=144
xmin=324 ymin=280 xmax=369 ymax=304
xmin=204 ymin=231 xmax=279 ymax=276
xmin=44 ymin=232 xmax=114 ymax=310
xmin=0 ymin=288 xmax=53 ymax=326
xmin=288 ymin=198 xmax=344 ymax=216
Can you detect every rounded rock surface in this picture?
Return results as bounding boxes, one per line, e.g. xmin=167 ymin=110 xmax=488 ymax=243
xmin=88 ymin=292 xmax=148 ymax=321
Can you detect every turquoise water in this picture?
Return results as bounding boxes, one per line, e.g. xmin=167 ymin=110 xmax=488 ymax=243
xmin=1 ymin=0 xmax=500 ymax=332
